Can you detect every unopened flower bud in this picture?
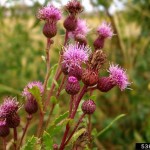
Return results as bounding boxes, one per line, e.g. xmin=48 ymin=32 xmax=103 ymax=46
xmin=97 ymin=77 xmax=115 ymax=92
xmin=65 ymin=76 xmax=80 ymax=95
xmin=6 ymin=113 xmax=20 ymax=128
xmin=64 ymin=16 xmax=77 ymax=32
xmin=82 ymin=69 xmax=99 ymax=86
xmin=0 ymin=120 xmax=10 ymax=137
xmin=43 ymin=22 xmax=57 ymax=38
xmin=82 ymin=100 xmax=96 ymax=114
xmin=93 ymin=36 xmax=105 ymax=50
xmin=24 ymin=95 xmax=38 ymax=114
xmin=75 ymin=34 xmax=87 ymax=46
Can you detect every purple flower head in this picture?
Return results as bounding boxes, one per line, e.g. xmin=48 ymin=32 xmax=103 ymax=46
xmin=22 ymin=81 xmax=44 ymax=97
xmin=63 ymin=43 xmax=91 ymax=70
xmin=97 ymin=22 xmax=113 ymax=38
xmin=68 ymin=76 xmax=78 ymax=83
xmin=0 ymin=97 xmax=19 ymax=118
xmin=69 ymin=19 xmax=89 ymax=38
xmin=37 ymin=4 xmax=61 ymax=22
xmin=108 ymin=64 xmax=130 ymax=91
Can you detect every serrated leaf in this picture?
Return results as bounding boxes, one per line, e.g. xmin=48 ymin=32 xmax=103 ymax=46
xmin=91 ymin=128 xmax=98 ymax=137
xmin=54 ymin=111 xmax=69 ymax=124
xmin=97 ymin=114 xmax=126 ymax=137
xmin=47 ymin=64 xmax=58 ymax=89
xmin=43 ymin=131 xmax=53 ymax=150
xmin=21 ymin=136 xmax=40 ymax=150
xmin=67 ymin=128 xmax=86 ymax=145
xmin=28 ymin=86 xmax=43 ymax=112
xmin=48 ymin=118 xmax=71 ymax=137
xmin=53 ymin=79 xmax=59 ymax=88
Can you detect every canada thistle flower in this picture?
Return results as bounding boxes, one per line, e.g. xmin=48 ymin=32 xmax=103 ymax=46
xmin=108 ymin=64 xmax=130 ymax=91
xmin=63 ymin=43 xmax=91 ymax=70
xmin=22 ymin=81 xmax=44 ymax=98
xmin=37 ymin=4 xmax=61 ymax=22
xmin=97 ymin=22 xmax=113 ymax=38
xmin=69 ymin=19 xmax=89 ymax=38
xmin=0 ymin=97 xmax=19 ymax=118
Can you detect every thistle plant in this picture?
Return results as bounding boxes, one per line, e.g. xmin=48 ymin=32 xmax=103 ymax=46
xmin=0 ymin=0 xmax=130 ymax=150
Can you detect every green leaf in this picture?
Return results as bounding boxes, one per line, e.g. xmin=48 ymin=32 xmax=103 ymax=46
xmin=67 ymin=128 xmax=86 ymax=145
xmin=47 ymin=64 xmax=58 ymax=89
xmin=21 ymin=136 xmax=40 ymax=150
xmin=28 ymin=86 xmax=43 ymax=112
xmin=48 ymin=118 xmax=71 ymax=137
xmin=54 ymin=111 xmax=69 ymax=125
xmin=43 ymin=131 xmax=53 ymax=150
xmin=97 ymin=114 xmax=126 ymax=137
xmin=50 ymin=96 xmax=58 ymax=104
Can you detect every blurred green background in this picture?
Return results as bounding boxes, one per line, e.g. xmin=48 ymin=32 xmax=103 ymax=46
xmin=0 ymin=0 xmax=150 ymax=149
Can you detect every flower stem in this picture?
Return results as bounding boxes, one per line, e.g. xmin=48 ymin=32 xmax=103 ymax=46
xmin=64 ymin=113 xmax=86 ymax=147
xmin=88 ymin=115 xmax=92 ymax=148
xmin=2 ymin=137 xmax=6 ymax=150
xmin=64 ymin=31 xmax=69 ymax=46
xmin=71 ymin=85 xmax=88 ymax=119
xmin=56 ymin=75 xmax=66 ymax=97
xmin=59 ymin=95 xmax=75 ymax=150
xmin=13 ymin=127 xmax=17 ymax=150
xmin=37 ymin=111 xmax=44 ymax=137
xmin=18 ymin=115 xmax=32 ymax=150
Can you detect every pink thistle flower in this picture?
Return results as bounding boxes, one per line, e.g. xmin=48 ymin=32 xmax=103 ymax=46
xmin=22 ymin=81 xmax=44 ymax=97
xmin=68 ymin=19 xmax=89 ymax=39
xmin=108 ymin=64 xmax=130 ymax=91
xmin=37 ymin=4 xmax=61 ymax=22
xmin=63 ymin=43 xmax=91 ymax=70
xmin=97 ymin=22 xmax=113 ymax=38
xmin=0 ymin=97 xmax=19 ymax=118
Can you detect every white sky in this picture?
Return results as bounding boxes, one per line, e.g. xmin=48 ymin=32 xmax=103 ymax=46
xmin=0 ymin=0 xmax=124 ymax=14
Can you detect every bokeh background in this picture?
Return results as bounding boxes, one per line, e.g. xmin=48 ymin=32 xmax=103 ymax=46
xmin=0 ymin=0 xmax=150 ymax=149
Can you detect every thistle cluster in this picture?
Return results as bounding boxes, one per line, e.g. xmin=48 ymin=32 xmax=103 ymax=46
xmin=0 ymin=0 xmax=131 ymax=149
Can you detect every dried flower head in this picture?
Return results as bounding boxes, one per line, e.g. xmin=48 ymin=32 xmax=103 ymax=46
xmin=22 ymin=81 xmax=44 ymax=98
xmin=37 ymin=4 xmax=61 ymax=22
xmin=65 ymin=0 xmax=83 ymax=15
xmin=108 ymin=64 xmax=130 ymax=91
xmin=97 ymin=22 xmax=113 ymax=38
xmin=63 ymin=43 xmax=91 ymax=71
xmin=0 ymin=120 xmax=10 ymax=137
xmin=89 ymin=50 xmax=107 ymax=71
xmin=0 ymin=97 xmax=19 ymax=118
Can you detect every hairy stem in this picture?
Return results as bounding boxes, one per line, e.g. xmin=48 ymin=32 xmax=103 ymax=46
xmin=56 ymin=75 xmax=66 ymax=97
xmin=13 ymin=127 xmax=17 ymax=150
xmin=88 ymin=115 xmax=92 ymax=148
xmin=2 ymin=137 xmax=6 ymax=150
xmin=71 ymin=85 xmax=88 ymax=119
xmin=37 ymin=111 xmax=44 ymax=137
xmin=18 ymin=115 xmax=32 ymax=150
xmin=65 ymin=113 xmax=86 ymax=146
xmin=59 ymin=95 xmax=75 ymax=150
